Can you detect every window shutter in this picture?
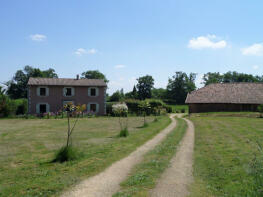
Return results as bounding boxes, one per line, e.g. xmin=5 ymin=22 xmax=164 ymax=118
xmin=87 ymin=103 xmax=90 ymax=111
xmin=37 ymin=87 xmax=40 ymax=96
xmin=72 ymin=88 xmax=75 ymax=96
xmin=96 ymin=104 xmax=99 ymax=113
xmin=88 ymin=88 xmax=90 ymax=96
xmin=47 ymin=104 xmax=50 ymax=112
xmin=46 ymin=87 xmax=49 ymax=96
xmin=96 ymin=88 xmax=99 ymax=96
xmin=36 ymin=104 xmax=40 ymax=113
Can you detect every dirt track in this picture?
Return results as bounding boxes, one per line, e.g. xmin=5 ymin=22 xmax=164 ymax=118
xmin=151 ymin=117 xmax=195 ymax=197
xmin=62 ymin=115 xmax=177 ymax=197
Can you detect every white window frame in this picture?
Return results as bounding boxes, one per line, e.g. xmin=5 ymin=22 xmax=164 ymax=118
xmin=88 ymin=87 xmax=99 ymax=97
xmin=63 ymin=87 xmax=75 ymax=97
xmin=36 ymin=103 xmax=50 ymax=114
xmin=87 ymin=102 xmax=99 ymax=113
xmin=37 ymin=86 xmax=49 ymax=97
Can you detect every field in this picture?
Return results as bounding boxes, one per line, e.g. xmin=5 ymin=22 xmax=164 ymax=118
xmin=189 ymin=114 xmax=263 ymax=196
xmin=0 ymin=116 xmax=170 ymax=196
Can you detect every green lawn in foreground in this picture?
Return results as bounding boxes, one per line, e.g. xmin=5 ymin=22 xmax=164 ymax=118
xmin=189 ymin=114 xmax=263 ymax=197
xmin=113 ymin=118 xmax=187 ymax=197
xmin=0 ymin=116 xmax=170 ymax=197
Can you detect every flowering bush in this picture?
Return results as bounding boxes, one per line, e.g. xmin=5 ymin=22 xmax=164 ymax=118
xmin=112 ymin=103 xmax=128 ymax=116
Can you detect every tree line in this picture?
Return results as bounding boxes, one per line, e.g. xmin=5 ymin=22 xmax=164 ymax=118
xmin=2 ymin=65 xmax=263 ymax=109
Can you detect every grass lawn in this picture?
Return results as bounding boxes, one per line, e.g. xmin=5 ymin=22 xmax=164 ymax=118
xmin=113 ymin=118 xmax=187 ymax=197
xmin=189 ymin=114 xmax=263 ymax=197
xmin=0 ymin=115 xmax=170 ymax=197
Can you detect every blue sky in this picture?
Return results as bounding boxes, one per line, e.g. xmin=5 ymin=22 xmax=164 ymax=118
xmin=1 ymin=0 xmax=263 ymax=94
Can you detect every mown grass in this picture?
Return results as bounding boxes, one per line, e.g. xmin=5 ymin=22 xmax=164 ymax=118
xmin=0 ymin=116 xmax=170 ymax=197
xmin=189 ymin=115 xmax=263 ymax=197
xmin=113 ymin=118 xmax=187 ymax=197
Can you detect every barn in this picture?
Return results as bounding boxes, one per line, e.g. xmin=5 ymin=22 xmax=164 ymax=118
xmin=185 ymin=83 xmax=263 ymax=113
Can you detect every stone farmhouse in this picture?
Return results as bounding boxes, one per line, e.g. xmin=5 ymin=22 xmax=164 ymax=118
xmin=27 ymin=76 xmax=107 ymax=115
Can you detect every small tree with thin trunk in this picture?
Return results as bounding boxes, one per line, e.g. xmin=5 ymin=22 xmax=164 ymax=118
xmin=138 ymin=101 xmax=151 ymax=127
xmin=112 ymin=103 xmax=129 ymax=137
xmin=53 ymin=102 xmax=85 ymax=162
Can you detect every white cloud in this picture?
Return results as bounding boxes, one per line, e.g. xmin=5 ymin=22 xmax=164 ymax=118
xmin=188 ymin=35 xmax=227 ymax=49
xmin=30 ymin=34 xmax=47 ymax=41
xmin=253 ymin=65 xmax=259 ymax=70
xmin=75 ymin=48 xmax=87 ymax=56
xmin=75 ymin=48 xmax=97 ymax=56
xmin=241 ymin=43 xmax=263 ymax=56
xmin=87 ymin=48 xmax=98 ymax=54
xmin=114 ymin=64 xmax=126 ymax=69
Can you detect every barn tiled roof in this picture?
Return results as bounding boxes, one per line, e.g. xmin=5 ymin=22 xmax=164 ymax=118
xmin=185 ymin=83 xmax=263 ymax=104
xmin=27 ymin=77 xmax=107 ymax=87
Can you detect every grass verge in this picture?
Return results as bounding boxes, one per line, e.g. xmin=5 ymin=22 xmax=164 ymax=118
xmin=0 ymin=116 xmax=170 ymax=197
xmin=189 ymin=115 xmax=263 ymax=197
xmin=113 ymin=118 xmax=187 ymax=197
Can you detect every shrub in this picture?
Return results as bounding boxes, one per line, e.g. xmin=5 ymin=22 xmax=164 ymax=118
xmin=164 ymin=105 xmax=172 ymax=113
xmin=119 ymin=128 xmax=129 ymax=137
xmin=0 ymin=94 xmax=17 ymax=117
xmin=257 ymin=104 xmax=263 ymax=118
xmin=53 ymin=145 xmax=81 ymax=163
xmin=125 ymin=99 xmax=140 ymax=115
xmin=15 ymin=99 xmax=28 ymax=115
xmin=181 ymin=109 xmax=185 ymax=113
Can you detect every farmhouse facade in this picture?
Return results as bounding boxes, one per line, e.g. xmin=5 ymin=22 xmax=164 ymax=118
xmin=185 ymin=83 xmax=263 ymax=113
xmin=27 ymin=77 xmax=107 ymax=115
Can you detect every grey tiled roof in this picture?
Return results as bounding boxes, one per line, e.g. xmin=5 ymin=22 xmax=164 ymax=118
xmin=185 ymin=83 xmax=263 ymax=104
xmin=27 ymin=77 xmax=107 ymax=87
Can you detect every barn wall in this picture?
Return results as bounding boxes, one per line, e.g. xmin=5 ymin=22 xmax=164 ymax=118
xmin=188 ymin=103 xmax=259 ymax=113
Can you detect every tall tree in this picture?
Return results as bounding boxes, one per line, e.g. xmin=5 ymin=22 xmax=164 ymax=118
xmin=136 ymin=75 xmax=154 ymax=100
xmin=6 ymin=66 xmax=58 ymax=99
xmin=125 ymin=85 xmax=138 ymax=99
xmin=202 ymin=72 xmax=222 ymax=86
xmin=81 ymin=70 xmax=109 ymax=83
xmin=109 ymin=89 xmax=125 ymax=102
xmin=151 ymin=88 xmax=167 ymax=100
xmin=167 ymin=72 xmax=196 ymax=104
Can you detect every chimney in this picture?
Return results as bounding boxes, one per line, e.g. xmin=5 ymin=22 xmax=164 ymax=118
xmin=76 ymin=74 xmax=79 ymax=80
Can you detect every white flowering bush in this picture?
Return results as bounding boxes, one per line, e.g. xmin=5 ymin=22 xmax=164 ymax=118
xmin=112 ymin=103 xmax=129 ymax=137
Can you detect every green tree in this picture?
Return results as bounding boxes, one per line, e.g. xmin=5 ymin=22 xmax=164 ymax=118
xmin=202 ymin=72 xmax=222 ymax=86
xmin=136 ymin=75 xmax=154 ymax=100
xmin=125 ymin=85 xmax=138 ymax=99
xmin=152 ymin=88 xmax=167 ymax=100
xmin=167 ymin=72 xmax=196 ymax=104
xmin=109 ymin=89 xmax=125 ymax=102
xmin=6 ymin=66 xmax=58 ymax=99
xmin=138 ymin=100 xmax=151 ymax=126
xmin=81 ymin=70 xmax=109 ymax=83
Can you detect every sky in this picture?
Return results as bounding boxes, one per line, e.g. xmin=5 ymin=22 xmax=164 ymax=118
xmin=1 ymin=0 xmax=263 ymax=94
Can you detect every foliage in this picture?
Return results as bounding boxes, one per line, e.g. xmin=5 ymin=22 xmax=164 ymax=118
xmin=0 ymin=94 xmax=17 ymax=117
xmin=109 ymin=89 xmax=125 ymax=102
xmin=81 ymin=70 xmax=109 ymax=83
xmin=167 ymin=71 xmax=196 ymax=104
xmin=14 ymin=99 xmax=28 ymax=115
xmin=138 ymin=101 xmax=151 ymax=125
xmin=203 ymin=71 xmax=263 ymax=86
xmin=112 ymin=103 xmax=129 ymax=136
xmin=136 ymin=75 xmax=154 ymax=100
xmin=124 ymin=85 xmax=138 ymax=99
xmin=257 ymin=104 xmax=263 ymax=118
xmin=53 ymin=145 xmax=81 ymax=163
xmin=151 ymin=88 xmax=167 ymax=100
xmin=6 ymin=66 xmax=58 ymax=99
xmin=119 ymin=128 xmax=129 ymax=137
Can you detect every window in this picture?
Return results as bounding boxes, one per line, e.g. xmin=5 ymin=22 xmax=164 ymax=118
xmin=40 ymin=88 xmax=46 ymax=96
xmin=63 ymin=87 xmax=74 ymax=97
xmin=91 ymin=88 xmax=96 ymax=96
xmin=90 ymin=104 xmax=97 ymax=112
xmin=37 ymin=87 xmax=48 ymax=97
xmin=88 ymin=87 xmax=98 ymax=97
xmin=65 ymin=88 xmax=72 ymax=96
xmin=88 ymin=103 xmax=99 ymax=113
xmin=39 ymin=104 xmax=47 ymax=113
xmin=36 ymin=103 xmax=49 ymax=114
